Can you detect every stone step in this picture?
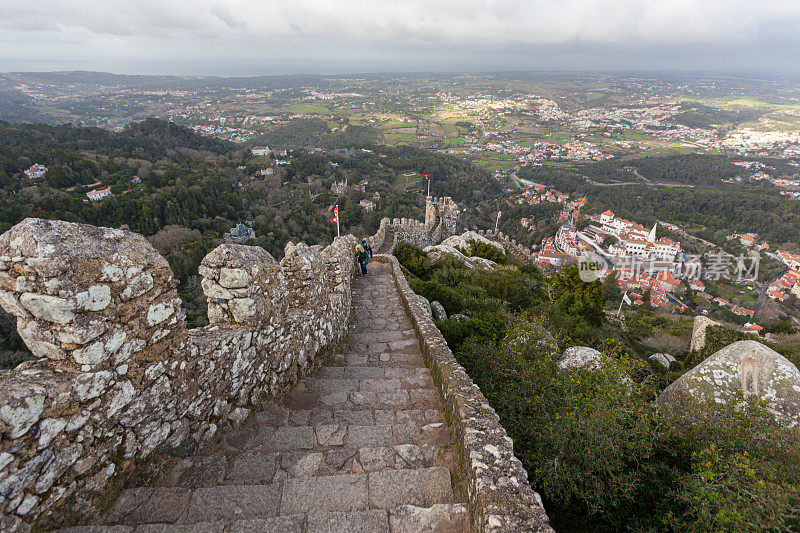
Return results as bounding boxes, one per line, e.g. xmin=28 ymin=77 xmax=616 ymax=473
xmin=256 ymin=387 xmax=444 ymax=416
xmin=276 ymin=442 xmax=454 ymax=478
xmin=252 ymin=423 xmax=452 ymax=453
xmin=279 ymin=467 xmax=455 ymax=517
xmin=312 ymin=365 xmax=432 ymax=381
xmin=75 ymin=504 xmax=468 ymax=532
xmin=111 ymin=468 xmax=455 ymax=525
xmin=161 ymin=442 xmax=456 ymax=488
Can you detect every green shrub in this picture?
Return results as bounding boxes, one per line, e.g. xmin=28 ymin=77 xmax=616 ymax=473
xmin=467 ymin=239 xmax=507 ymax=264
xmin=395 ymin=241 xmax=432 ymax=278
xmin=404 ymin=243 xmax=800 ymax=531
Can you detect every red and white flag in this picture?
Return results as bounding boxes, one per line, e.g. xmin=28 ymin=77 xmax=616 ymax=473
xmin=330 ymin=205 xmax=339 ymax=224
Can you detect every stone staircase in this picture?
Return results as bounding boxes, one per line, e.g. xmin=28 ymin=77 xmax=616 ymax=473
xmin=64 ymin=262 xmax=467 ymax=532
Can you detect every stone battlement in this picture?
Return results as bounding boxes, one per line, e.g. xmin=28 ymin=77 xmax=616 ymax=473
xmin=0 ymin=218 xmax=376 ymax=529
xmin=0 ymin=208 xmax=429 ymax=528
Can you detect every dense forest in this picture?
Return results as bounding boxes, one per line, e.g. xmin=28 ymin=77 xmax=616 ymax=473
xmin=396 ymin=242 xmax=800 ymax=531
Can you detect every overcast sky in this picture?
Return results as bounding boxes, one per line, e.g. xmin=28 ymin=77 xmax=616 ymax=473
xmin=1 ymin=0 xmax=799 ymax=75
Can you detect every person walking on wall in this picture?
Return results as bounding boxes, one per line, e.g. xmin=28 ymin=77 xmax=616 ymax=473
xmin=355 ymin=244 xmax=370 ymax=275
xmin=361 ymin=238 xmax=373 ymax=259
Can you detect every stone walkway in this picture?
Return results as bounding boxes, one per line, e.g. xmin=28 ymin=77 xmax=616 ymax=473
xmin=75 ymin=262 xmax=467 ymax=532
xmin=376 ymin=230 xmax=395 ymax=255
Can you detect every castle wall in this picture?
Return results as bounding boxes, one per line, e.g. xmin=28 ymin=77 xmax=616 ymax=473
xmin=0 ymin=219 xmax=359 ymax=529
xmin=0 ymin=201 xmax=453 ymax=528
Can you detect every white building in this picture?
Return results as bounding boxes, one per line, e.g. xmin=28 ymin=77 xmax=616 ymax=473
xmin=251 ymin=146 xmax=272 ymax=157
xmin=652 ymin=237 xmax=681 ymax=261
xmin=555 ymin=226 xmax=580 ymax=256
xmin=86 ymin=188 xmax=112 ymax=201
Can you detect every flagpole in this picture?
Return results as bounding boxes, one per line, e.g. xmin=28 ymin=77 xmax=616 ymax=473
xmin=336 ymin=206 xmax=340 ymax=238
xmin=617 ymin=297 xmax=624 ymax=317
xmin=425 ymin=174 xmax=430 ymax=197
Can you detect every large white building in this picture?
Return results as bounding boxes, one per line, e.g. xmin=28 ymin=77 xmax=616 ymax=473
xmin=555 ymin=225 xmax=580 ymax=256
xmin=251 ymin=146 xmax=272 ymax=157
xmin=86 ymin=188 xmax=112 ymax=201
xmin=601 ymin=211 xmax=680 ymax=261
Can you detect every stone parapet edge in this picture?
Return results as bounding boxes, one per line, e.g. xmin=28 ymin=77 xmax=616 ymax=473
xmin=374 ymin=254 xmax=553 ymax=533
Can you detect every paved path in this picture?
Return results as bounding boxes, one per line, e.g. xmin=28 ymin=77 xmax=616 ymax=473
xmin=76 ymin=262 xmax=467 ymax=532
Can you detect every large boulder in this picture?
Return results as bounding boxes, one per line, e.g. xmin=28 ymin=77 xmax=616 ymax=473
xmin=649 ymin=353 xmax=676 ymax=369
xmin=559 ymin=346 xmax=634 ymax=388
xmin=415 ymin=294 xmax=432 ymax=318
xmin=690 ymin=316 xmax=722 ymax=352
xmin=658 ymin=340 xmax=800 ymax=426
xmin=430 ymin=301 xmax=447 ymax=320
xmin=423 ymin=244 xmax=498 ymax=270
xmin=441 ymin=231 xmax=504 ymax=254
xmin=559 ymin=346 xmax=602 ymax=370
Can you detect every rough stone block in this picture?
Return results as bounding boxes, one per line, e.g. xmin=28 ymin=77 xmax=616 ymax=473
xmin=134 ymin=523 xmax=224 ymax=533
xmin=367 ymin=467 xmax=453 ymax=509
xmin=305 ymin=510 xmax=390 ymax=533
xmin=280 ymin=474 xmax=368 ymax=515
xmin=358 ymin=447 xmax=395 ymax=472
xmin=228 ymin=516 xmax=304 ymax=533
xmin=224 ymin=453 xmax=277 ymax=485
xmin=347 ymin=425 xmax=393 ymax=448
xmin=273 ymin=426 xmax=315 ymax=451
xmin=182 ymin=484 xmax=280 ymax=524
xmin=389 ymin=504 xmax=469 ymax=533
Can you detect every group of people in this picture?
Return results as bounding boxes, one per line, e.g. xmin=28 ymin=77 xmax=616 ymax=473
xmin=355 ymin=238 xmax=373 ymax=275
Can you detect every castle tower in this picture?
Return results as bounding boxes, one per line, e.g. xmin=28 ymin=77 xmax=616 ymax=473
xmin=425 ymin=196 xmax=438 ymax=232
xmin=440 ymin=197 xmax=459 ymax=238
xmin=424 ymin=196 xmax=459 ymax=241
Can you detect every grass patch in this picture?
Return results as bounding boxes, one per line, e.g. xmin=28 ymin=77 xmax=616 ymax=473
xmin=285 ymin=103 xmax=330 ymax=114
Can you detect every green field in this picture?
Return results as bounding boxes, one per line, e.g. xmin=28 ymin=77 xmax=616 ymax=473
xmin=285 ymin=103 xmax=330 ymax=114
xmin=622 ymin=130 xmax=651 ymax=141
xmin=383 ymin=133 xmax=420 ymax=143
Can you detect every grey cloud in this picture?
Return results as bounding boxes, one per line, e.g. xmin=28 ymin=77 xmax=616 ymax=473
xmin=0 ymin=0 xmax=798 ymax=73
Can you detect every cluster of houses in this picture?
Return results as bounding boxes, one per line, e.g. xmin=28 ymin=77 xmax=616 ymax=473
xmin=767 ymin=251 xmax=800 ymax=301
xmin=511 ymin=183 xmax=570 ymax=206
xmin=694 ymin=288 xmax=756 ymax=317
xmin=722 ymin=166 xmax=800 ymax=198
xmin=727 ymin=232 xmax=771 ymax=251
xmin=517 ymin=140 xmax=611 ymax=164
xmin=768 ymin=270 xmax=800 ymax=301
xmin=536 ymin=237 xmax=576 ymax=267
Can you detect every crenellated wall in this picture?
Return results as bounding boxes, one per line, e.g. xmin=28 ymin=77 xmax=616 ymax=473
xmin=0 ymin=203 xmax=443 ymax=530
xmin=425 ymin=196 xmax=459 ymax=244
xmin=383 ymin=195 xmax=459 ymax=253
xmin=0 ymin=218 xmax=368 ymax=530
